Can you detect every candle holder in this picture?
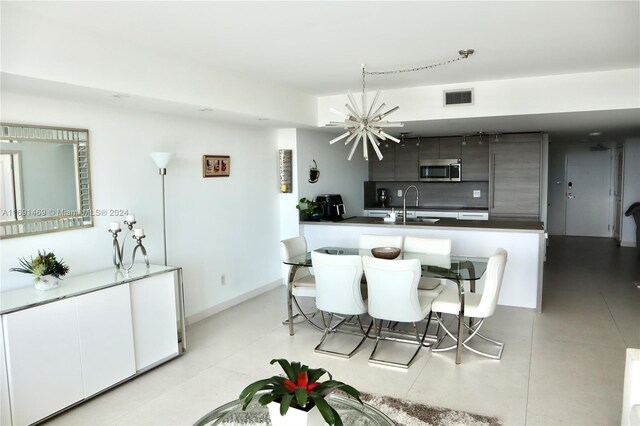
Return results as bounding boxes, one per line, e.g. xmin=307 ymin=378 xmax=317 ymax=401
xmin=108 ymin=219 xmax=149 ymax=275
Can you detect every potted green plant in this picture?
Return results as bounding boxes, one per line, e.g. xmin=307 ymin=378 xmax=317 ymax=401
xmin=239 ymin=358 xmax=362 ymax=426
xmin=10 ymin=250 xmax=69 ymax=291
xmin=296 ymin=197 xmax=324 ymax=221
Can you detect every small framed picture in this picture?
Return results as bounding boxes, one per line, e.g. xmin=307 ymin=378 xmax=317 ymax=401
xmin=203 ymin=155 xmax=230 ymax=178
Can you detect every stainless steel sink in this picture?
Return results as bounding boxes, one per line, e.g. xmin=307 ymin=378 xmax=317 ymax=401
xmin=407 ymin=218 xmax=440 ymax=223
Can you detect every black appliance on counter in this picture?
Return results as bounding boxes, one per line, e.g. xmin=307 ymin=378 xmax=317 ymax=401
xmin=316 ymin=194 xmax=346 ymax=221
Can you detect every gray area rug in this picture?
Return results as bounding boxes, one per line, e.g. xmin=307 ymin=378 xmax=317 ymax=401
xmin=209 ymin=393 xmax=501 ymax=425
xmin=361 ymin=393 xmax=501 ymax=426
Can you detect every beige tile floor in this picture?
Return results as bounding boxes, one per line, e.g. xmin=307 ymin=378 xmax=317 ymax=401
xmin=45 ymin=237 xmax=639 ymax=426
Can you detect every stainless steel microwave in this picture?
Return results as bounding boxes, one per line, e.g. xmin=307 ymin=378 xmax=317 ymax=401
xmin=419 ymin=159 xmax=461 ymax=182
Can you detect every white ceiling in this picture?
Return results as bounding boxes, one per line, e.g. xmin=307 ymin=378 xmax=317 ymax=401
xmin=3 ymin=1 xmax=640 ymax=141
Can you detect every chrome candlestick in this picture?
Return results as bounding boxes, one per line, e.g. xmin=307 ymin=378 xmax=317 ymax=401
xmin=108 ymin=217 xmax=149 ymax=274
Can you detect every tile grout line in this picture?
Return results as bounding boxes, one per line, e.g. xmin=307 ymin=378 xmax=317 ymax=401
xmin=597 ymin=280 xmax=631 ymax=348
xmin=523 ymin=311 xmax=535 ymax=426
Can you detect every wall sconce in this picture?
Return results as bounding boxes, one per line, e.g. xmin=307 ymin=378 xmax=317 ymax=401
xmin=278 ymin=149 xmax=292 ymax=193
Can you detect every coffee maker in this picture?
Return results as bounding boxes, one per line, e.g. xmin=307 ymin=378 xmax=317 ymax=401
xmin=377 ymin=188 xmax=390 ymax=207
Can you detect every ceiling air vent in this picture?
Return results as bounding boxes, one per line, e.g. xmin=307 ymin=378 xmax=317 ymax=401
xmin=444 ymin=89 xmax=473 ymax=106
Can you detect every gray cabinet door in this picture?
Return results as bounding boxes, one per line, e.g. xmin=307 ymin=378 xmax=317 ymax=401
xmin=369 ymin=142 xmax=395 ymax=181
xmin=395 ymin=138 xmax=419 ymax=181
xmin=462 ymin=136 xmax=489 ymax=181
xmin=439 ymin=136 xmax=462 ymax=159
xmin=418 ymin=137 xmax=439 ymax=160
xmin=490 ymin=133 xmax=541 ymax=218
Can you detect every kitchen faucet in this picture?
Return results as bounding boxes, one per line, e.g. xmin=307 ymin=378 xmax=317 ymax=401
xmin=403 ymin=185 xmax=419 ymax=224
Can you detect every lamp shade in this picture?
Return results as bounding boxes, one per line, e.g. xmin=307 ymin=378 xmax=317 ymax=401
xmin=150 ymin=152 xmax=174 ymax=168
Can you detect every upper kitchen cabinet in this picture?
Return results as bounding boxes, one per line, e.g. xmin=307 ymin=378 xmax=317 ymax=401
xmin=395 ymin=138 xmax=419 ymax=181
xmin=461 ymin=135 xmax=490 ymax=181
xmin=418 ymin=137 xmax=462 ymax=160
xmin=439 ymin=136 xmax=462 ymax=158
xmin=490 ymin=132 xmax=542 ymax=219
xmin=369 ymin=141 xmax=395 ymax=181
xmin=418 ymin=137 xmax=439 ymax=160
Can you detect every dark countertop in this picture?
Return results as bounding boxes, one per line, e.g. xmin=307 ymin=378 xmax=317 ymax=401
xmin=365 ymin=206 xmax=488 ymax=211
xmin=301 ymin=216 xmax=544 ymax=233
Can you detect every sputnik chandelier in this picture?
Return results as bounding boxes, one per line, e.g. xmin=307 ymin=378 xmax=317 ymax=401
xmin=328 ymin=49 xmax=475 ymax=161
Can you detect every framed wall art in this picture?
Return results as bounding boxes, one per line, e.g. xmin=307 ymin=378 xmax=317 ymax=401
xmin=203 ymin=155 xmax=230 ymax=178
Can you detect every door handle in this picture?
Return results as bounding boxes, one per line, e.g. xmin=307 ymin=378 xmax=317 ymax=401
xmin=568 ymin=193 xmax=575 ymax=199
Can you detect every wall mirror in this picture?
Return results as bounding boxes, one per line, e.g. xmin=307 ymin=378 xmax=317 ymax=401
xmin=0 ymin=123 xmax=93 ymax=239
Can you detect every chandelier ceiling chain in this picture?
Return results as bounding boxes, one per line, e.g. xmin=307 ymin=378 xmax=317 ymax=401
xmin=328 ymin=49 xmax=475 ymax=161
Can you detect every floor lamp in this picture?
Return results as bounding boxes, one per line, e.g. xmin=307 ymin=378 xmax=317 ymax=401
xmin=150 ymin=152 xmax=174 ymax=266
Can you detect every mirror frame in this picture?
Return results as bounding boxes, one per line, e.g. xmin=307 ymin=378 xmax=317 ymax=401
xmin=0 ymin=123 xmax=93 ymax=239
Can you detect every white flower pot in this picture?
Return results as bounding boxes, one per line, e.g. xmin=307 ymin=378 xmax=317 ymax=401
xmin=35 ymin=275 xmax=60 ymax=291
xmin=267 ymin=401 xmax=325 ymax=426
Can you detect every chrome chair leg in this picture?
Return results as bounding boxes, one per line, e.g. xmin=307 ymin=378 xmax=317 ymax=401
xmin=432 ymin=314 xmax=504 ymax=360
xmin=314 ymin=314 xmax=370 ymax=358
xmin=282 ymin=296 xmax=324 ymax=332
xmin=368 ymin=314 xmax=432 ymax=369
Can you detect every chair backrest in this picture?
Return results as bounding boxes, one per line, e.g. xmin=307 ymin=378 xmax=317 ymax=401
xmin=362 ymin=256 xmax=424 ymax=323
xmin=280 ymin=236 xmax=310 ymax=281
xmin=475 ymin=248 xmax=508 ymax=317
xmin=311 ymin=252 xmax=366 ymax=315
xmin=403 ymin=236 xmax=451 ymax=255
xmin=359 ymin=234 xmax=403 ymax=251
xmin=280 ymin=236 xmax=307 ymax=261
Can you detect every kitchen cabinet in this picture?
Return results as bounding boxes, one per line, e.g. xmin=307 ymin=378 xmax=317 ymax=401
xmin=418 ymin=137 xmax=439 ymax=160
xmin=439 ymin=136 xmax=462 ymax=159
xmin=490 ymin=133 xmax=542 ymax=219
xmin=419 ymin=137 xmax=462 ymax=160
xmin=461 ymin=135 xmax=490 ymax=181
xmin=369 ymin=142 xmax=395 ymax=181
xmin=394 ymin=138 xmax=419 ymax=181
xmin=0 ymin=265 xmax=184 ymax=426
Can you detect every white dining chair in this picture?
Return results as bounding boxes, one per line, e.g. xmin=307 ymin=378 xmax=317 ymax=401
xmin=311 ymin=251 xmax=369 ymax=358
xmin=431 ymin=248 xmax=508 ymax=361
xmin=403 ymin=236 xmax=451 ymax=298
xmin=358 ymin=234 xmax=404 ymax=251
xmin=280 ymin=236 xmax=319 ymax=328
xmin=363 ymin=256 xmax=434 ymax=368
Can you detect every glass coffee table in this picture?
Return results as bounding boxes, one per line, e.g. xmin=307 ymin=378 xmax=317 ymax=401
xmin=194 ymin=393 xmax=394 ymax=425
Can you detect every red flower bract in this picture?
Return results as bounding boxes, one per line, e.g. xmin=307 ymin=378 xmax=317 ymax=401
xmin=297 ymin=372 xmax=308 ymax=388
xmin=283 ymin=374 xmax=321 ymax=395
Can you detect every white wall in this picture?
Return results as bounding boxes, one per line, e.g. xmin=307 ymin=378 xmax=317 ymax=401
xmin=622 ymin=138 xmax=640 ymax=247
xmin=1 ymin=4 xmax=317 ymax=127
xmin=318 ymin=69 xmax=640 ymax=126
xmin=296 ymin=128 xmax=368 ymax=217
xmin=0 ymin=92 xmax=283 ymax=322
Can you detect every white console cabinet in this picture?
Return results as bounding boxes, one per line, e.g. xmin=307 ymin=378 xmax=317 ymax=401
xmin=0 ymin=265 xmax=185 ymax=425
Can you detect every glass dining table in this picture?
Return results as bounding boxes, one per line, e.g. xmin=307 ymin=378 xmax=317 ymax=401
xmin=283 ymin=247 xmax=489 ymax=364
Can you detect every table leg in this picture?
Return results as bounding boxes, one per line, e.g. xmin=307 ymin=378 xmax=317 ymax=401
xmin=287 ymin=265 xmax=299 ymax=336
xmin=455 ymin=277 xmax=465 ymax=365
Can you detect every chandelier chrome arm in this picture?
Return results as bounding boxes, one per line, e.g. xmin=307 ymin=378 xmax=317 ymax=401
xmin=328 ymin=50 xmax=474 ymax=160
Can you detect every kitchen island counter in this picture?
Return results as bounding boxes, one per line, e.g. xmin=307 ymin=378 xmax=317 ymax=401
xmin=302 ymin=216 xmax=544 ymax=233
xmin=300 ymin=216 xmax=546 ymax=311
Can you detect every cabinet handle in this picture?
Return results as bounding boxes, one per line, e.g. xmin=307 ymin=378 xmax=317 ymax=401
xmin=491 ymin=153 xmax=496 ymax=208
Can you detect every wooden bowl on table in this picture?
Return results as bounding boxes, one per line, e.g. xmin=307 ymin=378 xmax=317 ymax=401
xmin=371 ymin=247 xmax=401 ymax=260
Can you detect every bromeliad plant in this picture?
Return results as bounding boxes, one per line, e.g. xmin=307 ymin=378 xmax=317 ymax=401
xmin=239 ymin=359 xmax=362 ymax=426
xmin=10 ymin=250 xmax=69 ymax=281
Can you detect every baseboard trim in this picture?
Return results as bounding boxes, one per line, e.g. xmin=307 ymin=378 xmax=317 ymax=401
xmin=620 ymin=241 xmax=637 ymax=248
xmin=186 ymin=279 xmax=282 ymax=326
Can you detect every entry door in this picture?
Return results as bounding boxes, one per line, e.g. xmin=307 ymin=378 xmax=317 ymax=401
xmin=565 ymin=148 xmax=613 ymax=237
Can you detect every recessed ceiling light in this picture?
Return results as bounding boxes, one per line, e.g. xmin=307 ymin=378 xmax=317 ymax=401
xmin=588 ymin=131 xmax=602 ymax=136
xmin=198 ymin=108 xmax=214 ymax=112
